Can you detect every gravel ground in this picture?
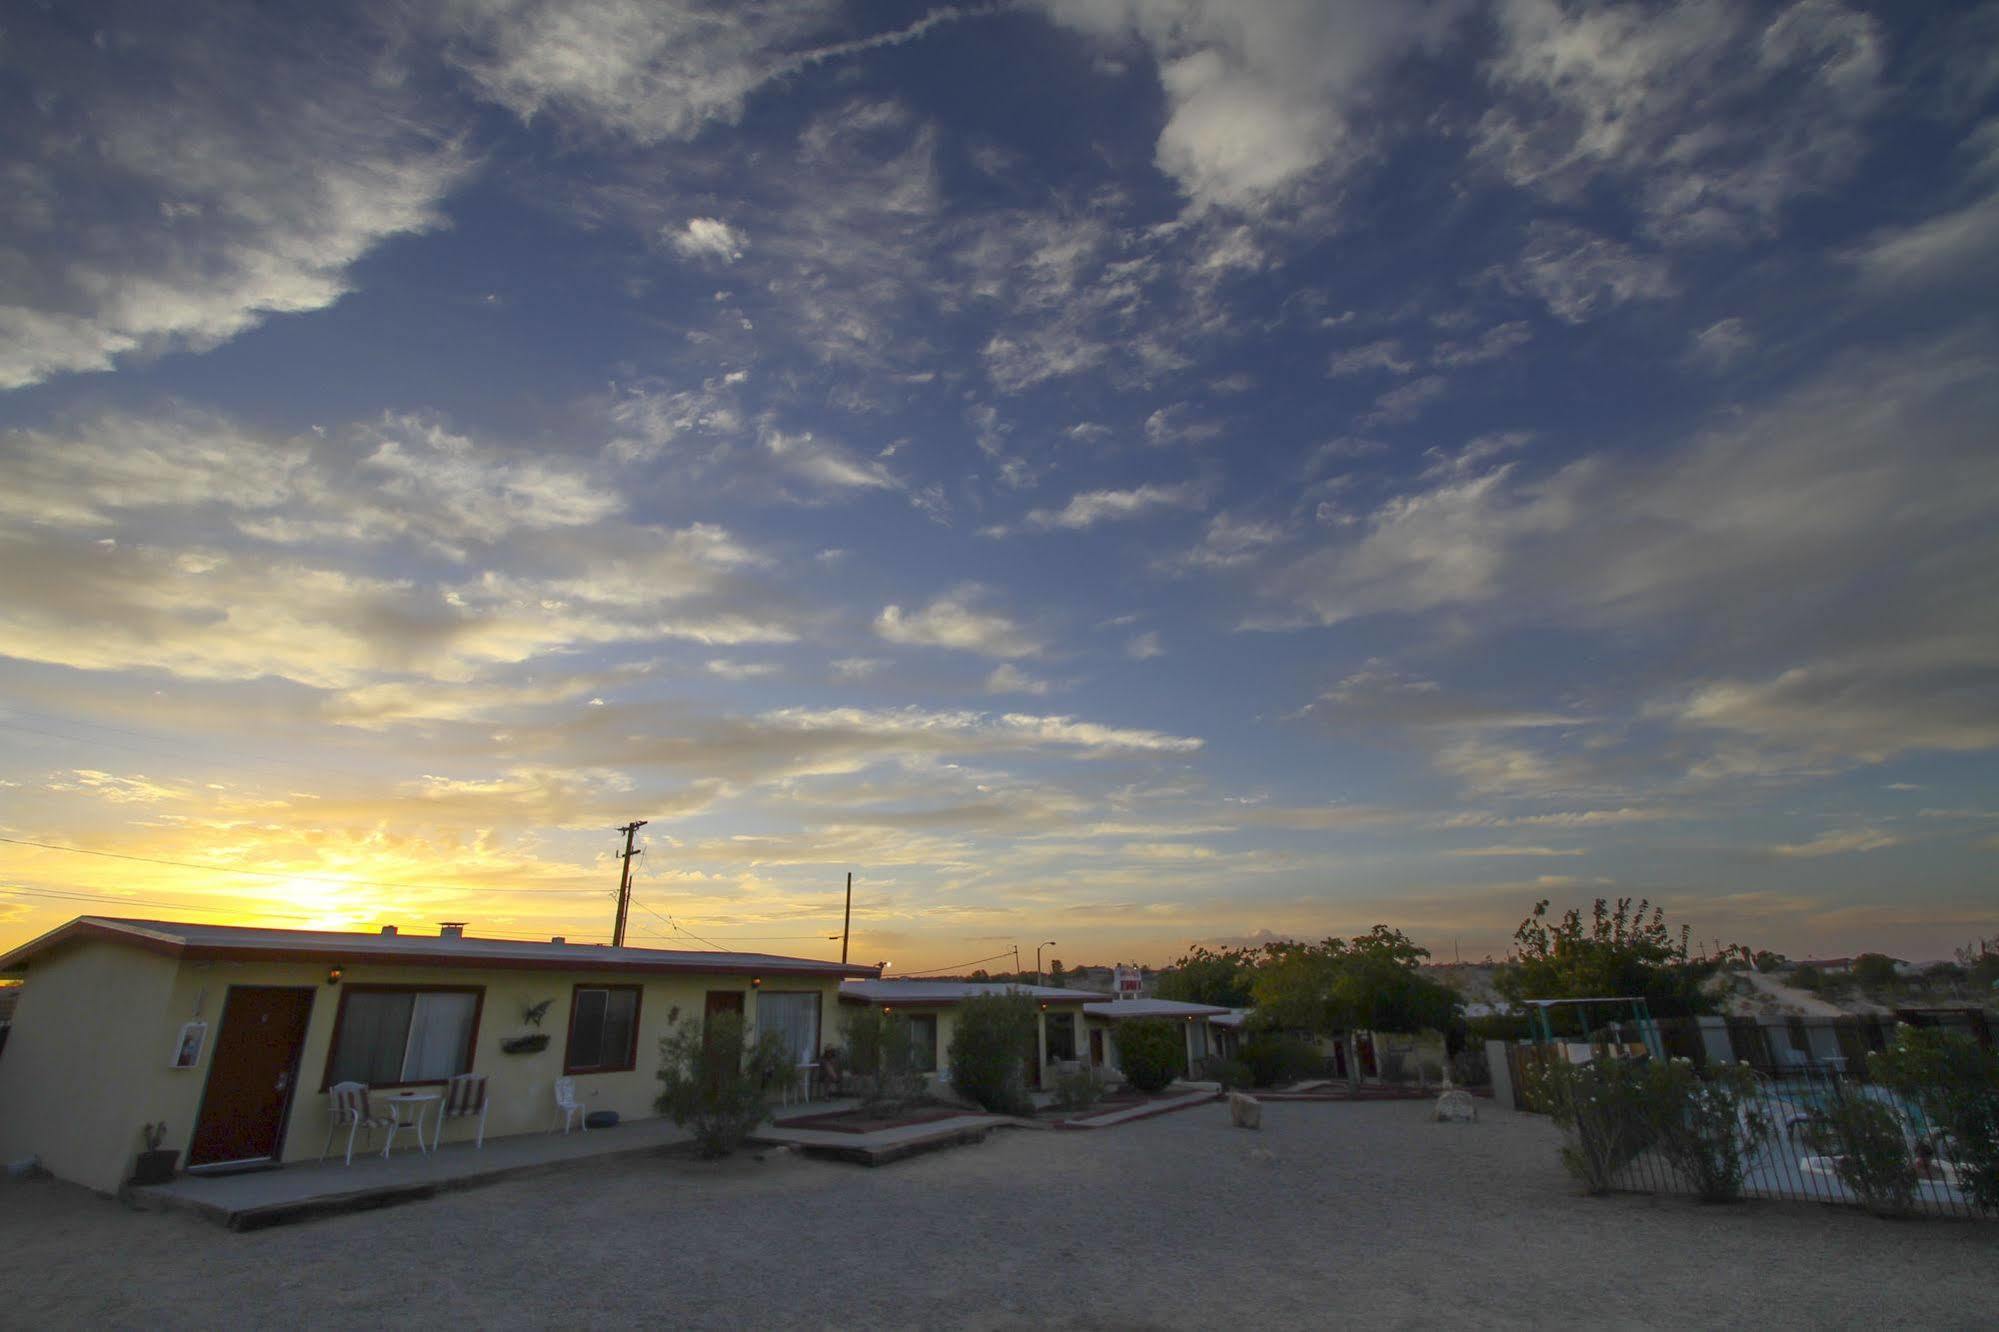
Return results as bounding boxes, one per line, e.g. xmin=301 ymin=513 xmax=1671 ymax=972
xmin=2 ymin=1101 xmax=1991 ymax=1329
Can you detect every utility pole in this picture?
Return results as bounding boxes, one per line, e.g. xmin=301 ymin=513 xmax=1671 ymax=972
xmin=841 ymin=871 xmax=853 ymax=964
xmin=611 ymin=820 xmax=647 ymax=947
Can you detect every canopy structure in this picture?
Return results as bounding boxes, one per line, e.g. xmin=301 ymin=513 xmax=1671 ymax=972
xmin=1521 ymin=997 xmax=1665 ymax=1061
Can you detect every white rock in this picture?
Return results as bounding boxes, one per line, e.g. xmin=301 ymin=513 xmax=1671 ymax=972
xmin=1228 ymin=1091 xmax=1262 ymax=1130
xmin=1434 ymin=1089 xmax=1477 ymax=1123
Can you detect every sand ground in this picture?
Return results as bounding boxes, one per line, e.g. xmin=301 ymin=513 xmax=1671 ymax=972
xmin=1 ymin=1100 xmax=1990 ymax=1329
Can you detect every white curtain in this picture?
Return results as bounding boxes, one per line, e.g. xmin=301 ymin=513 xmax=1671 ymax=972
xmin=403 ymin=991 xmax=476 ymax=1081
xmin=756 ymin=992 xmax=820 ymax=1066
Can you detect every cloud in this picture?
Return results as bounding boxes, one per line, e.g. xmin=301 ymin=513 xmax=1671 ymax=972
xmin=706 ymin=659 xmax=781 ymax=680
xmin=1442 ymin=845 xmax=1585 ymax=858
xmin=1431 ymin=321 xmax=1533 ymax=367
xmin=1686 ymin=317 xmax=1754 ymax=371
xmin=1360 ymin=375 xmax=1448 ymax=427
xmin=670 ymin=218 xmax=748 ymax=263
xmin=1847 ymin=191 xmax=1999 ymax=294
xmin=875 ymin=588 xmax=1043 ymax=658
xmin=1419 ymin=431 xmax=1532 ymax=481
xmin=1126 ymin=631 xmax=1164 ymax=660
xmin=758 ymin=706 xmax=1202 ymax=757
xmin=1502 ymin=222 xmax=1674 ymax=323
xmin=760 ymin=424 xmax=900 ymax=493
xmin=1329 ymin=340 xmax=1414 ymax=377
xmin=1771 ymin=828 xmax=1903 ymax=859
xmin=1020 ymin=482 xmax=1204 ymax=531
xmin=1 ymin=5 xmax=469 ymax=390
xmin=1305 ymin=668 xmax=1585 ymax=731
xmin=1171 ymin=513 xmax=1287 ymax=572
xmin=1478 ymin=0 xmax=1885 ymax=242
xmin=985 ymin=664 xmax=1052 ymax=696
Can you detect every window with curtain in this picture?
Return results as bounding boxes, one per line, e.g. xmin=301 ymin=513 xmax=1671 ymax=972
xmin=565 ymin=985 xmax=641 ymax=1074
xmin=324 ymin=987 xmax=480 ymax=1088
xmin=1045 ymin=1011 xmax=1077 ymax=1061
xmin=755 ymin=991 xmax=820 ymax=1067
xmin=906 ymin=1014 xmax=938 ymax=1072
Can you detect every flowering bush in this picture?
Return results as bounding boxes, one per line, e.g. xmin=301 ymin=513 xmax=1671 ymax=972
xmin=1644 ymin=1059 xmax=1771 ymax=1203
xmin=1809 ymin=1088 xmax=1917 ymax=1217
xmin=654 ymin=1011 xmax=797 ymax=1157
xmin=1871 ymin=1028 xmax=1999 ymax=1211
xmin=1523 ymin=1054 xmax=1655 ymax=1194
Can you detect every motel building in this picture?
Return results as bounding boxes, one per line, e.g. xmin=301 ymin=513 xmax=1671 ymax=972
xmin=0 ymin=916 xmax=876 ymax=1194
xmin=836 ymin=979 xmax=1102 ymax=1089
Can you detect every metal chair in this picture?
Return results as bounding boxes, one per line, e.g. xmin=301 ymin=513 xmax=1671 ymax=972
xmin=553 ymin=1076 xmax=586 ymax=1133
xmin=321 ymin=1081 xmax=397 ymax=1166
xmin=440 ymin=1072 xmax=490 ymax=1149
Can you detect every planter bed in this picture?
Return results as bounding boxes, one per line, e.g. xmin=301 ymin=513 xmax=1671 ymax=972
xmin=776 ymin=1105 xmax=973 ymax=1135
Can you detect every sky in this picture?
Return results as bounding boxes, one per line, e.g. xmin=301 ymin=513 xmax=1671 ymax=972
xmin=1 ymin=0 xmax=1996 ymax=970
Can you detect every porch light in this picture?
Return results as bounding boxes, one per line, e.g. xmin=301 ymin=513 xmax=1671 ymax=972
xmin=751 ymin=977 xmax=762 ymax=988
xmin=326 ymin=966 xmax=343 ymax=985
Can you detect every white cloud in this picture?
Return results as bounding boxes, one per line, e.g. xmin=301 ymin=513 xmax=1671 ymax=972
xmin=1772 ymin=828 xmax=1902 ymax=859
xmin=875 ymin=589 xmax=1043 ymax=659
xmin=1172 ymin=513 xmax=1286 ymax=571
xmin=985 ymin=664 xmax=1052 ymax=696
xmin=1328 ymin=340 xmax=1413 ymax=377
xmin=1503 ymin=221 xmax=1674 ymax=323
xmin=1359 ymin=375 xmax=1448 ymax=428
xmin=830 ymin=657 xmax=887 ymax=681
xmin=705 ymin=659 xmax=780 ymax=680
xmin=1021 ymin=482 xmax=1204 ymax=531
xmin=1126 ymin=631 xmax=1164 ymax=660
xmin=760 ymin=425 xmax=900 ymax=493
xmin=1686 ymin=317 xmax=1754 ymax=371
xmin=669 ymin=218 xmax=748 ymax=263
xmin=1432 ymin=321 xmax=1533 ymax=367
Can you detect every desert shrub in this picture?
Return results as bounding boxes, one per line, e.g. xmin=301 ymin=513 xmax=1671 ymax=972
xmin=947 ymin=992 xmax=1037 ymax=1116
xmin=1790 ymin=964 xmax=1823 ymax=991
xmin=654 ymin=1011 xmax=796 ymax=1157
xmin=841 ymin=1008 xmax=925 ymax=1114
xmin=1851 ymin=954 xmax=1900 ymax=990
xmin=1052 ymin=1064 xmax=1106 ymax=1111
xmin=1810 ymin=1088 xmax=1918 ymax=1217
xmin=1240 ymin=1034 xmax=1323 ymax=1088
xmin=1116 ymin=1019 xmax=1185 ymax=1093
xmin=1644 ymin=1060 xmax=1771 ymax=1203
xmin=1199 ymin=1055 xmax=1254 ymax=1090
xmin=1523 ymin=1055 xmax=1654 ymax=1195
xmin=1871 ymin=1028 xmax=1999 ymax=1210
xmin=1450 ymin=1047 xmax=1490 ymax=1087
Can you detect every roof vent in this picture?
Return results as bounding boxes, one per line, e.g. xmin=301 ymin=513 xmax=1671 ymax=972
xmin=439 ymin=922 xmax=467 ymax=940
xmin=550 ymin=936 xmax=566 ymax=945
xmin=379 ymin=925 xmax=398 ymax=936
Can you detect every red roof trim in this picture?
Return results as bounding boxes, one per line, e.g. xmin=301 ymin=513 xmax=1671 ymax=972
xmin=837 ymin=991 xmax=1100 ymax=1007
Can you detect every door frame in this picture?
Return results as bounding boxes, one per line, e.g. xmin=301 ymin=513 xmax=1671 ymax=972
xmin=186 ymin=984 xmax=316 ymax=1171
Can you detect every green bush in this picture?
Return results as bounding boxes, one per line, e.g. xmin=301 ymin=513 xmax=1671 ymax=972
xmin=1052 ymin=1064 xmax=1106 ymax=1111
xmin=840 ymin=1008 xmax=925 ymax=1114
xmin=1115 ymin=1019 xmax=1185 ymax=1093
xmin=1522 ymin=1055 xmax=1655 ymax=1195
xmin=1644 ymin=1060 xmax=1771 ymax=1203
xmin=1851 ymin=954 xmax=1900 ymax=990
xmin=1809 ymin=1088 xmax=1917 ymax=1217
xmin=1240 ymin=1034 xmax=1323 ymax=1088
xmin=1871 ymin=1028 xmax=1999 ymax=1210
xmin=1199 ymin=1055 xmax=1254 ymax=1090
xmin=654 ymin=1011 xmax=795 ymax=1157
xmin=946 ymin=992 xmax=1037 ymax=1116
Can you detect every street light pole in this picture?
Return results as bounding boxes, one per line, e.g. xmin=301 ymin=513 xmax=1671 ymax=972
xmin=1036 ymin=940 xmax=1057 ymax=986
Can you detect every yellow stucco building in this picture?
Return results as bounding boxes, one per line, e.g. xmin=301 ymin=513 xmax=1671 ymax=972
xmin=0 ymin=916 xmax=875 ymax=1193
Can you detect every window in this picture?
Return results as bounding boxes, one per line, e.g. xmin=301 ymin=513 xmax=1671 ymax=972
xmin=755 ymin=991 xmax=820 ymax=1068
xmin=1189 ymin=1019 xmax=1209 ymax=1062
xmin=1045 ymin=1011 xmax=1077 ymax=1062
xmin=565 ymin=985 xmax=642 ymax=1074
xmin=324 ymin=987 xmax=481 ymax=1089
xmin=906 ymin=1014 xmax=938 ymax=1072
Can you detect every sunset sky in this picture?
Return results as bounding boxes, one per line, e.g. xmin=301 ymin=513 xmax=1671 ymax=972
xmin=2 ymin=0 xmax=1995 ymax=969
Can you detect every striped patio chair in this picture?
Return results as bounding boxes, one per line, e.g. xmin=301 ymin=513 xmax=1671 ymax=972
xmin=321 ymin=1081 xmax=395 ymax=1166
xmin=440 ymin=1072 xmax=489 ymax=1149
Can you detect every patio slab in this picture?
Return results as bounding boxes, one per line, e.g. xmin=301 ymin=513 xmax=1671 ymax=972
xmin=1059 ymin=1085 xmax=1220 ymax=1128
xmin=124 ymin=1119 xmax=695 ymax=1231
xmin=750 ymin=1112 xmax=1016 ymax=1165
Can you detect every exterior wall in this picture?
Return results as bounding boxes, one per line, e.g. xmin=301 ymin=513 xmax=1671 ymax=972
xmin=843 ymin=1001 xmax=1093 ymax=1091
xmin=0 ymin=940 xmax=180 ymax=1193
xmin=0 ymin=942 xmax=846 ymax=1191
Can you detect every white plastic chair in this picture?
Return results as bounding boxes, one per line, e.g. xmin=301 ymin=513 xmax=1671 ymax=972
xmin=440 ymin=1072 xmax=490 ymax=1149
xmin=321 ymin=1081 xmax=397 ymax=1166
xmin=553 ymin=1076 xmax=586 ymax=1134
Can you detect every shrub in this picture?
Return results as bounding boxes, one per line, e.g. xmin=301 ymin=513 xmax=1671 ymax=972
xmin=654 ymin=1011 xmax=795 ymax=1157
xmin=840 ymin=1008 xmax=925 ymax=1114
xmin=1052 ymin=1064 xmax=1106 ymax=1111
xmin=1240 ymin=1034 xmax=1323 ymax=1088
xmin=1871 ymin=1028 xmax=1999 ymax=1210
xmin=1523 ymin=1055 xmax=1655 ymax=1195
xmin=1116 ymin=1019 xmax=1185 ymax=1093
xmin=1850 ymin=954 xmax=1900 ymax=991
xmin=1790 ymin=964 xmax=1823 ymax=992
xmin=947 ymin=992 xmax=1037 ymax=1116
xmin=1644 ymin=1060 xmax=1771 ymax=1203
xmin=1810 ymin=1087 xmax=1918 ymax=1217
xmin=1199 ymin=1055 xmax=1253 ymax=1090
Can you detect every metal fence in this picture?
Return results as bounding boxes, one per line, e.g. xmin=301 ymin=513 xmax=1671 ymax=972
xmin=1513 ymin=1052 xmax=1995 ymax=1220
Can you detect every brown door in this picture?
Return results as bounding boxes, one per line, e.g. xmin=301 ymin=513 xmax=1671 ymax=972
xmin=1090 ymin=1028 xmax=1105 ymax=1065
xmin=187 ymin=987 xmax=314 ymax=1168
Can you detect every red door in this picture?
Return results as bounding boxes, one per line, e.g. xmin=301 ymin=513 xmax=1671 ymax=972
xmin=187 ymin=987 xmax=314 ymax=1168
xmin=704 ymin=989 xmax=745 ymax=1028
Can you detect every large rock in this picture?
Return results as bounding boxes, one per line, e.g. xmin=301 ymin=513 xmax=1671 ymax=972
xmin=1228 ymin=1091 xmax=1262 ymax=1130
xmin=1434 ymin=1089 xmax=1477 ymax=1123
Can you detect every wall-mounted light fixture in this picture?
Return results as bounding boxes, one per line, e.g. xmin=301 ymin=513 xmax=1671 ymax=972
xmin=326 ymin=966 xmax=343 ymax=985
xmin=750 ymin=976 xmax=762 ymax=988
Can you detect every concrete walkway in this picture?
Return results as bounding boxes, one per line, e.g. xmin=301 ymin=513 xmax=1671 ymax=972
xmin=751 ymin=1112 xmax=1014 ymax=1164
xmin=1061 ymin=1085 xmax=1219 ymax=1127
xmin=126 ymin=1119 xmax=696 ymax=1230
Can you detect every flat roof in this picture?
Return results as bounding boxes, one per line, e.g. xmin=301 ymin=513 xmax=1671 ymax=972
xmin=0 ymin=916 xmax=879 ymax=980
xmin=839 ymin=979 xmax=1103 ymax=1006
xmin=1082 ymin=998 xmax=1229 ymax=1019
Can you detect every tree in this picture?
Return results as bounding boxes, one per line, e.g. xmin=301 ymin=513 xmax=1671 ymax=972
xmin=654 ymin=1011 xmax=795 ymax=1157
xmin=1872 ymin=1028 xmax=1999 ymax=1210
xmin=1249 ymin=927 xmax=1457 ymax=1088
xmin=1154 ymin=945 xmax=1257 ymax=1008
xmin=1116 ymin=1019 xmax=1185 ymax=1092
xmin=840 ymin=1007 xmax=922 ymax=1113
xmin=1495 ymin=898 xmax=1715 ymax=1017
xmin=1046 ymin=959 xmax=1066 ymax=988
xmin=1851 ymin=953 xmax=1899 ymax=990
xmin=946 ymin=992 xmax=1037 ymax=1115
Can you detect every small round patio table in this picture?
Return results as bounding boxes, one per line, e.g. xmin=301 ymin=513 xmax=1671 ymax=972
xmin=377 ymin=1090 xmax=440 ymax=1155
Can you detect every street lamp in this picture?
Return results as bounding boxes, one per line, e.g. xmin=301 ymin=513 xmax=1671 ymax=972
xmin=1036 ymin=940 xmax=1058 ymax=986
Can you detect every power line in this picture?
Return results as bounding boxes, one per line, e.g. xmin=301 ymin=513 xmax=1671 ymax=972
xmin=0 ymin=883 xmax=325 ymax=922
xmin=0 ymin=835 xmax=606 ymax=896
xmin=894 ymin=948 xmax=1019 ymax=978
xmin=632 ymin=898 xmax=727 ymax=951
